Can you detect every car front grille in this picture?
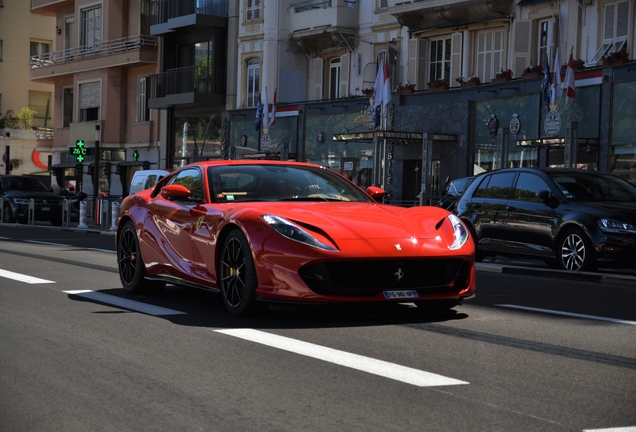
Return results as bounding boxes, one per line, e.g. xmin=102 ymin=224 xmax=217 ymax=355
xmin=299 ymin=258 xmax=472 ymax=296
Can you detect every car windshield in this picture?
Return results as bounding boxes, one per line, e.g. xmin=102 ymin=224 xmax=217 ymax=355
xmin=207 ymin=165 xmax=373 ymax=203
xmin=549 ymin=172 xmax=636 ymax=202
xmin=1 ymin=177 xmax=50 ymax=192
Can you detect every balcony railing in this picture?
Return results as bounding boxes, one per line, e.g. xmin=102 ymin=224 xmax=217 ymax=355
xmin=151 ymin=0 xmax=229 ymax=25
xmin=148 ymin=66 xmax=226 ymax=99
xmin=291 ymin=0 xmax=356 ymax=13
xmin=29 ymin=35 xmax=158 ymax=69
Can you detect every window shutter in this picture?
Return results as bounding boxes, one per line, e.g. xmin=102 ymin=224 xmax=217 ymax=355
xmin=339 ymin=53 xmax=350 ymax=97
xmin=604 ymin=2 xmax=615 ymax=41
xmin=450 ymin=32 xmax=463 ymax=85
xmin=79 ymin=82 xmax=100 ymax=109
xmin=313 ymin=57 xmax=323 ymax=100
xmin=513 ymin=20 xmax=532 ymax=78
xmin=408 ymin=37 xmax=427 ymax=89
xmin=493 ymin=29 xmax=504 ymax=77
xmin=616 ymin=1 xmax=629 ymax=39
xmin=254 ymin=0 xmax=261 ymax=20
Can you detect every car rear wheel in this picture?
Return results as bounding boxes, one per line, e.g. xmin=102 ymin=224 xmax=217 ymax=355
xmin=219 ymin=229 xmax=259 ymax=316
xmin=557 ymin=228 xmax=596 ymax=272
xmin=117 ymin=221 xmax=165 ymax=294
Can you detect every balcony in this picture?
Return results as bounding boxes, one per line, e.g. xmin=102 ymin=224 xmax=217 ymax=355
xmin=387 ymin=0 xmax=513 ymax=30
xmin=289 ymin=0 xmax=358 ymax=53
xmin=148 ymin=66 xmax=226 ymax=112
xmin=30 ymin=35 xmax=158 ymax=83
xmin=150 ymin=0 xmax=228 ymax=36
xmin=30 ymin=0 xmax=73 ymax=16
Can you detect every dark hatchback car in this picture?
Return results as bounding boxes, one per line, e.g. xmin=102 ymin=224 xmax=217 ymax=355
xmin=455 ymin=168 xmax=636 ymax=271
xmin=0 ymin=175 xmax=63 ymax=225
xmin=437 ymin=176 xmax=475 ymax=210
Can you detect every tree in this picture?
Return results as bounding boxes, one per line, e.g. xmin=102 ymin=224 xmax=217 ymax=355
xmin=17 ymin=107 xmax=37 ymax=130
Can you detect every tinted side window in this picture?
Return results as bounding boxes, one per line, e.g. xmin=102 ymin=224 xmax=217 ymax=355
xmin=513 ymin=173 xmax=551 ymax=202
xmin=473 ymin=175 xmax=491 ymax=198
xmin=483 ymin=173 xmax=516 ymax=199
xmin=169 ymin=168 xmax=203 ymax=201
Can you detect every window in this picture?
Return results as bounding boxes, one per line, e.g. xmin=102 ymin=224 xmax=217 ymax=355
xmin=30 ymin=40 xmax=51 ymax=61
xmin=476 ymin=29 xmax=504 ymax=81
xmin=168 ymin=168 xmax=203 ymax=201
xmin=329 ymin=57 xmax=341 ymax=99
xmin=28 ymin=91 xmax=52 ymax=126
xmin=79 ymin=82 xmax=100 ymax=122
xmin=80 ymin=6 xmax=102 ymax=50
xmin=591 ymin=0 xmax=630 ymax=64
xmin=137 ymin=76 xmax=150 ymax=122
xmin=0 ymin=40 xmax=4 ymax=61
xmin=246 ymin=59 xmax=260 ymax=108
xmin=513 ymin=173 xmax=551 ymax=202
xmin=63 ymin=87 xmax=73 ymax=127
xmin=429 ymin=38 xmax=451 ymax=82
xmin=537 ymin=20 xmax=550 ymax=67
xmin=246 ymin=0 xmax=261 ymax=21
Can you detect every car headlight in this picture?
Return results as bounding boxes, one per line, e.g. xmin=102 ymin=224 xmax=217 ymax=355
xmin=598 ymin=218 xmax=636 ymax=233
xmin=12 ymin=198 xmax=29 ymax=205
xmin=262 ymin=214 xmax=338 ymax=251
xmin=448 ymin=214 xmax=469 ymax=250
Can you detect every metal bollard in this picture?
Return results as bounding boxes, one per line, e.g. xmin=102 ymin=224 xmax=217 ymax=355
xmin=62 ymin=199 xmax=70 ymax=228
xmin=110 ymin=201 xmax=120 ymax=231
xmin=28 ymin=198 xmax=35 ymax=225
xmin=100 ymin=199 xmax=109 ymax=230
xmin=77 ymin=201 xmax=89 ymax=229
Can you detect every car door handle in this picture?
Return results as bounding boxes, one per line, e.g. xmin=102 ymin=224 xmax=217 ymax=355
xmin=506 ymin=206 xmax=516 ymax=211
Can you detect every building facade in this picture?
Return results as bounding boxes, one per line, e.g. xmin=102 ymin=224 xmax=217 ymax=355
xmin=30 ymin=0 xmax=161 ymax=198
xmin=1 ymin=0 xmax=55 ymax=178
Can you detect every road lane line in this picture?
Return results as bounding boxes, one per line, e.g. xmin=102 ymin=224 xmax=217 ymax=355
xmin=215 ymin=328 xmax=468 ymax=387
xmin=0 ymin=269 xmax=55 ymax=284
xmin=584 ymin=427 xmax=636 ymax=431
xmin=64 ymin=290 xmax=187 ymax=316
xmin=497 ymin=304 xmax=636 ymax=326
xmin=24 ymin=240 xmax=72 ymax=247
xmin=87 ymin=248 xmax=116 ymax=254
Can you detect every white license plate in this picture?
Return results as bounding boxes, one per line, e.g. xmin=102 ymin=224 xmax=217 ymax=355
xmin=383 ymin=290 xmax=419 ymax=299
xmin=41 ymin=206 xmax=50 ymax=211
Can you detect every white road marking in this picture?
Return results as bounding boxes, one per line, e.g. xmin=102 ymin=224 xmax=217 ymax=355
xmin=87 ymin=248 xmax=116 ymax=254
xmin=584 ymin=427 xmax=636 ymax=432
xmin=497 ymin=304 xmax=636 ymax=326
xmin=64 ymin=290 xmax=186 ymax=316
xmin=0 ymin=269 xmax=55 ymax=284
xmin=24 ymin=240 xmax=71 ymax=247
xmin=0 ymin=236 xmax=11 ymax=240
xmin=215 ymin=328 xmax=468 ymax=387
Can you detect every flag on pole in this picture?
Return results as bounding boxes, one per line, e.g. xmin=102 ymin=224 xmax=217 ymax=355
xmin=381 ymin=58 xmax=391 ymax=112
xmin=551 ymin=48 xmax=562 ymax=105
xmin=263 ymin=87 xmax=269 ymax=127
xmin=255 ymin=94 xmax=263 ymax=131
xmin=373 ymin=59 xmax=385 ymax=110
xmin=565 ymin=50 xmax=576 ymax=104
xmin=268 ymin=89 xmax=277 ymax=127
xmin=543 ymin=51 xmax=551 ymax=104
xmin=372 ymin=59 xmax=392 ymax=128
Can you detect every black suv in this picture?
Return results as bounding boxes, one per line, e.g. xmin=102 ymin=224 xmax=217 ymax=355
xmin=455 ymin=168 xmax=636 ymax=271
xmin=0 ymin=175 xmax=63 ymax=225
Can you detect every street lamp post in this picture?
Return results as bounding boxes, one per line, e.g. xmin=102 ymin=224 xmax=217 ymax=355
xmin=93 ymin=125 xmax=101 ymax=223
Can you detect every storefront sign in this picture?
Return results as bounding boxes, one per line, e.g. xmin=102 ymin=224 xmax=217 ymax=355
xmin=487 ymin=114 xmax=498 ymax=138
xmin=510 ymin=113 xmax=520 ymax=135
xmin=260 ymin=132 xmax=271 ymax=152
xmin=544 ymin=110 xmax=561 ymax=137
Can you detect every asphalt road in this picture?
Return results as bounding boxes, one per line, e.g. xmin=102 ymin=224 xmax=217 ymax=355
xmin=1 ymin=225 xmax=635 ymax=431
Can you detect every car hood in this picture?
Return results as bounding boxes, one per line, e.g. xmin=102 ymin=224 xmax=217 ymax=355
xmin=238 ymin=202 xmax=451 ymax=240
xmin=580 ymin=201 xmax=636 ymax=224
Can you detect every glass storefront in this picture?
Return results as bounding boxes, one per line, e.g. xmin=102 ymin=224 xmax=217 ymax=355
xmin=611 ymin=81 xmax=636 ymax=185
xmin=230 ymin=115 xmax=298 ymax=159
xmin=304 ymin=110 xmax=375 ymax=188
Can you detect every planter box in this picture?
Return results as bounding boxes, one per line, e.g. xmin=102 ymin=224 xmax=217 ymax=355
xmin=521 ymin=71 xmax=542 ymax=79
xmin=396 ymin=88 xmax=415 ymax=94
xmin=491 ymin=76 xmax=512 ymax=83
xmin=460 ymin=81 xmax=481 ymax=88
xmin=427 ymin=85 xmax=449 ymax=92
xmin=603 ymin=57 xmax=629 ymax=66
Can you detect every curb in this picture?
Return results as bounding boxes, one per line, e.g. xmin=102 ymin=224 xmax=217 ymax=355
xmin=476 ymin=263 xmax=636 ymax=287
xmin=1 ymin=222 xmax=116 ymax=236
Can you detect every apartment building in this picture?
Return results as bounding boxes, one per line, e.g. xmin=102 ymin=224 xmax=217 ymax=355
xmin=219 ymin=0 xmax=636 ymax=204
xmin=30 ymin=0 xmax=161 ymax=198
xmin=0 ymin=0 xmax=55 ymax=177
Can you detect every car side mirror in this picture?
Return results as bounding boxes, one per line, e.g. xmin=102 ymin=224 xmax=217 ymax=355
xmin=366 ymin=186 xmax=387 ymax=202
xmin=537 ymin=190 xmax=558 ymax=206
xmin=160 ymin=184 xmax=191 ymax=201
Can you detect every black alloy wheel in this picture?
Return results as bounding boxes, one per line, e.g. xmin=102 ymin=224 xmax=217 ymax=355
xmin=2 ymin=203 xmax=14 ymax=223
xmin=219 ymin=229 xmax=259 ymax=316
xmin=558 ymin=228 xmax=596 ymax=272
xmin=117 ymin=221 xmax=165 ymax=294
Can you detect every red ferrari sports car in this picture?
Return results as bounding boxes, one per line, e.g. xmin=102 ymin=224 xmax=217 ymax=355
xmin=116 ymin=161 xmax=476 ymax=315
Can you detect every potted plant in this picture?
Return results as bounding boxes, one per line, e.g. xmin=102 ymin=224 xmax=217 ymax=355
xmin=394 ymin=83 xmax=416 ymax=94
xmin=521 ymin=64 xmax=543 ymax=79
xmin=492 ymin=69 xmax=513 ymax=83
xmin=426 ymin=79 xmax=449 ymax=92
xmin=456 ymin=75 xmax=481 ymax=88
xmin=602 ymin=50 xmax=630 ymax=66
xmin=560 ymin=59 xmax=586 ymax=73
xmin=361 ymin=88 xmax=374 ymax=97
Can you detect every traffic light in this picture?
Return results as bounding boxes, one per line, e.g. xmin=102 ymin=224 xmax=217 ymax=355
xmin=142 ymin=161 xmax=150 ymax=170
xmin=104 ymin=163 xmax=111 ymax=178
xmin=88 ymin=164 xmax=94 ymax=177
